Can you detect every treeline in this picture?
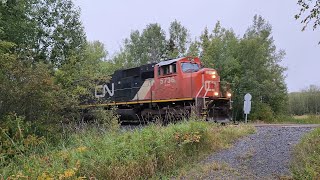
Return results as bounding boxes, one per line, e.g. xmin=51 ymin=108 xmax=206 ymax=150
xmin=112 ymin=17 xmax=288 ymax=121
xmin=289 ymin=85 xmax=320 ymax=115
xmin=0 ymin=0 xmax=287 ymax=126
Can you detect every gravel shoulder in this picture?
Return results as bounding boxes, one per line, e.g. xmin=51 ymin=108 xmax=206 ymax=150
xmin=182 ymin=125 xmax=315 ymax=180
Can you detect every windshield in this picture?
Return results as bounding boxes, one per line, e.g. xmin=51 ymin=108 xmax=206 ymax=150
xmin=181 ymin=62 xmax=200 ymax=73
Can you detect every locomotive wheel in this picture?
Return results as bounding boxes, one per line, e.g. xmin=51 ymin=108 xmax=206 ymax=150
xmin=152 ymin=115 xmax=162 ymax=124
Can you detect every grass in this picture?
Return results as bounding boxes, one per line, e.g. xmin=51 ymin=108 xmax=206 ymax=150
xmin=291 ymin=127 xmax=320 ymax=179
xmin=0 ymin=121 xmax=255 ymax=179
xmin=259 ymin=114 xmax=320 ymax=124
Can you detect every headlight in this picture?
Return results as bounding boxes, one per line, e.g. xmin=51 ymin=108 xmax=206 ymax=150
xmin=206 ymin=71 xmax=216 ymax=75
xmin=227 ymin=92 xmax=232 ymax=97
xmin=212 ymin=75 xmax=216 ymax=78
xmin=214 ymin=92 xmax=219 ymax=96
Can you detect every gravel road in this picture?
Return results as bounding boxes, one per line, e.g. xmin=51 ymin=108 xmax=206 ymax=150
xmin=195 ymin=126 xmax=315 ymax=179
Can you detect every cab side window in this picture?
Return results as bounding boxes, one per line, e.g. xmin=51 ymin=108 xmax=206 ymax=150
xmin=160 ymin=63 xmax=177 ymax=76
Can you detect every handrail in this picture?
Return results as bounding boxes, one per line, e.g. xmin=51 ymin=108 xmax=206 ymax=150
xmin=195 ymin=85 xmax=204 ymax=107
xmin=203 ymin=87 xmax=210 ymax=108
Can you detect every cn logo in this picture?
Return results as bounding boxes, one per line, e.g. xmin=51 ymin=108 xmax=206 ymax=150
xmin=95 ymin=83 xmax=114 ymax=98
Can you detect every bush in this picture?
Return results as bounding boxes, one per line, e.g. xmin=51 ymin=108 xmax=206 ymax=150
xmin=291 ymin=128 xmax=320 ymax=179
xmin=250 ymin=102 xmax=274 ymax=122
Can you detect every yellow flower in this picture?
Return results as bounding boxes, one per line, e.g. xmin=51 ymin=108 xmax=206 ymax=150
xmin=64 ymin=169 xmax=75 ymax=178
xmin=37 ymin=172 xmax=54 ymax=180
xmin=76 ymin=146 xmax=88 ymax=153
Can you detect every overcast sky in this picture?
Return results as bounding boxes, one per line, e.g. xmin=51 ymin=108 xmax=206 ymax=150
xmin=74 ymin=0 xmax=320 ymax=92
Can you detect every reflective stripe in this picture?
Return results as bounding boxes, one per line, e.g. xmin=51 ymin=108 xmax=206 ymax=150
xmin=80 ymin=98 xmax=194 ymax=108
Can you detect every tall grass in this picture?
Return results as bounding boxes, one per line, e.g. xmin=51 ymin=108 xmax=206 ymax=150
xmin=272 ymin=114 xmax=320 ymax=124
xmin=1 ymin=121 xmax=254 ymax=179
xmin=291 ymin=127 xmax=320 ymax=179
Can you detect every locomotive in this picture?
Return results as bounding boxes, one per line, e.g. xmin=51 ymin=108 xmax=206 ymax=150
xmin=83 ymin=57 xmax=232 ymax=123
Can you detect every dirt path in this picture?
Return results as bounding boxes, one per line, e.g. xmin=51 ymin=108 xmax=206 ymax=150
xmin=180 ymin=125 xmax=318 ymax=180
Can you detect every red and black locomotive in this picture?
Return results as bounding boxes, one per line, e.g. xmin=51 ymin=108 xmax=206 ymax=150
xmin=84 ymin=57 xmax=232 ymax=123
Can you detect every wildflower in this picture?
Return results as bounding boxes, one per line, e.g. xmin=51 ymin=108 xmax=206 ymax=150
xmin=174 ymin=133 xmax=180 ymax=140
xmin=37 ymin=171 xmax=54 ymax=180
xmin=64 ymin=169 xmax=75 ymax=178
xmin=76 ymin=146 xmax=88 ymax=153
xmin=75 ymin=160 xmax=81 ymax=169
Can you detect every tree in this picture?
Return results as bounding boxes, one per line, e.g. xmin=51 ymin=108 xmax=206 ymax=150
xmin=166 ymin=20 xmax=189 ymax=58
xmin=295 ymin=0 xmax=320 ymax=31
xmin=0 ymin=0 xmax=90 ymax=123
xmin=187 ymin=39 xmax=200 ymax=57
xmin=114 ymin=23 xmax=167 ymax=68
xmin=54 ymin=41 xmax=111 ymax=117
xmin=289 ymin=85 xmax=320 ymax=115
xmin=0 ymin=0 xmax=86 ymax=67
xmin=0 ymin=41 xmax=61 ymax=121
xmin=140 ymin=23 xmax=167 ymax=63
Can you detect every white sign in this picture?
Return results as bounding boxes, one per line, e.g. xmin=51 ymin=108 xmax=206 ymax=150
xmin=243 ymin=93 xmax=252 ymax=114
xmin=243 ymin=93 xmax=252 ymax=123
xmin=95 ymin=83 xmax=114 ymax=98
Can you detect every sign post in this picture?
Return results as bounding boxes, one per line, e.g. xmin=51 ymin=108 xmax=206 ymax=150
xmin=243 ymin=93 xmax=252 ymax=123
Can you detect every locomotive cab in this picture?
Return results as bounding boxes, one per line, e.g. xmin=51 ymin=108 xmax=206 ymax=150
xmin=154 ymin=57 xmax=232 ymax=122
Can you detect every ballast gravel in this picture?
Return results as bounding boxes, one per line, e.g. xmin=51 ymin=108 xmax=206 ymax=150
xmin=201 ymin=126 xmax=314 ymax=179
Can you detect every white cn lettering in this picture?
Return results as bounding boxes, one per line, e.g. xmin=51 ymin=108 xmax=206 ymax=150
xmin=95 ymin=83 xmax=114 ymax=98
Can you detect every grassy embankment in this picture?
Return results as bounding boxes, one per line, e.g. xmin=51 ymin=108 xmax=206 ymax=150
xmin=1 ymin=120 xmax=254 ymax=179
xmin=291 ymin=127 xmax=320 ymax=179
xmin=257 ymin=115 xmax=320 ymax=124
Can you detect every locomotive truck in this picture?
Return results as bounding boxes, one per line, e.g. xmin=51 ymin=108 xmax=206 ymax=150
xmin=82 ymin=57 xmax=232 ymax=123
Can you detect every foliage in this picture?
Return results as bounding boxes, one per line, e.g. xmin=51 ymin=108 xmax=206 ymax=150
xmin=112 ymin=21 xmax=190 ymax=70
xmin=295 ymin=0 xmax=320 ymax=32
xmin=289 ymin=85 xmax=320 ymax=115
xmin=250 ymin=102 xmax=274 ymax=122
xmin=166 ymin=20 xmax=190 ymax=59
xmin=291 ymin=127 xmax=320 ymax=179
xmin=1 ymin=121 xmax=254 ymax=179
xmin=0 ymin=0 xmax=111 ymax=134
xmin=119 ymin=23 xmax=166 ymax=67
xmin=187 ymin=39 xmax=200 ymax=57
xmin=0 ymin=41 xmax=62 ymax=121
xmin=0 ymin=0 xmax=86 ymax=67
xmin=54 ymin=41 xmax=111 ymax=113
xmin=0 ymin=114 xmax=46 ymax=167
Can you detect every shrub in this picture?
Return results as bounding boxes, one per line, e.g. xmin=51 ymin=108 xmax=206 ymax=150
xmin=251 ymin=102 xmax=274 ymax=122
